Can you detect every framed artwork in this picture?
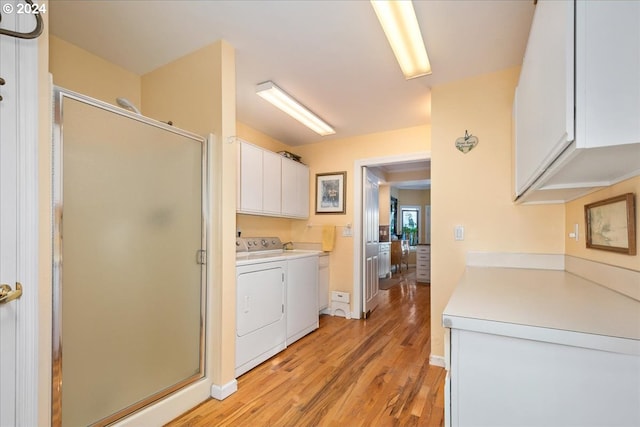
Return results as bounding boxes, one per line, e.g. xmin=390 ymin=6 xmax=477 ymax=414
xmin=316 ymin=172 xmax=346 ymax=214
xmin=585 ymin=193 xmax=636 ymax=255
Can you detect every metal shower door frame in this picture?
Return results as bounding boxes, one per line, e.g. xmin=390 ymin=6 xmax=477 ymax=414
xmin=51 ymin=86 xmax=208 ymax=427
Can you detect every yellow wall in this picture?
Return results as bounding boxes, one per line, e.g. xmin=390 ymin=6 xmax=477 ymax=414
xmin=38 ymin=5 xmax=52 ymax=425
xmin=565 ymin=176 xmax=640 ymax=271
xmin=379 ymin=185 xmax=391 ymax=226
xmin=293 ymin=125 xmax=430 ymax=294
xmin=397 ymin=189 xmax=430 ymax=244
xmin=142 ymin=41 xmax=238 ymax=387
xmin=49 ymin=36 xmax=141 ymax=108
xmin=430 ymin=67 xmax=565 ymax=357
xmin=49 ymin=34 xmax=238 ymax=397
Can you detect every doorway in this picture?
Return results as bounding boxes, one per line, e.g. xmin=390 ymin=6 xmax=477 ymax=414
xmin=352 ymin=152 xmax=431 ymax=318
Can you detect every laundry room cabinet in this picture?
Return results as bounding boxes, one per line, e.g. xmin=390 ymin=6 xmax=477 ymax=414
xmin=514 ymin=0 xmax=640 ymax=203
xmin=281 ymin=158 xmax=309 ymax=218
xmin=287 ymin=256 xmax=319 ymax=345
xmin=237 ymin=140 xmax=310 ymax=218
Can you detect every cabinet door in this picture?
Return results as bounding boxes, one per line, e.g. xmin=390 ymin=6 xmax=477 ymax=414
xmin=515 ymin=0 xmax=574 ymax=196
xmin=576 ymin=0 xmax=640 ymax=149
xmin=238 ymin=142 xmax=263 ymax=213
xmin=281 ymin=159 xmax=309 ymax=218
xmin=287 ymin=257 xmax=319 ymax=343
xmin=262 ymin=150 xmax=282 ymax=215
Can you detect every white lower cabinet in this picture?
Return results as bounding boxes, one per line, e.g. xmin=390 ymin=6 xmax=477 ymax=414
xmin=448 ymin=329 xmax=640 ymax=426
xmin=286 ymin=256 xmax=319 ymax=345
xmin=416 ymin=245 xmax=430 ymax=283
xmin=378 ymin=243 xmax=391 ymax=278
xmin=443 ymin=266 xmax=640 ymax=427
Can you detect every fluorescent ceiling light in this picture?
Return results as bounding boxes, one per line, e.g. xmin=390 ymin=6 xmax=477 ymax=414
xmin=256 ymin=81 xmax=335 ymax=136
xmin=371 ymin=0 xmax=431 ymax=79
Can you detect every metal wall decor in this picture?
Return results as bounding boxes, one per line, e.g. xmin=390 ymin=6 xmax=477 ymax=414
xmin=455 ymin=130 xmax=478 ymax=153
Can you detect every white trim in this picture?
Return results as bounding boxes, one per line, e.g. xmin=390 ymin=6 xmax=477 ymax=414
xmin=465 ymin=252 xmax=564 ymax=270
xmin=3 ymin=8 xmax=41 ymax=425
xmin=429 ymin=355 xmax=446 ymax=368
xmin=352 ymin=151 xmax=431 ymax=319
xmin=210 ymin=379 xmax=238 ymax=401
xmin=114 ymin=380 xmax=212 ymax=426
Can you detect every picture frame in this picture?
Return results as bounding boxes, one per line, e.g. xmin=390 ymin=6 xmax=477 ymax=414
xmin=316 ymin=172 xmax=346 ymax=214
xmin=585 ymin=193 xmax=636 ymax=255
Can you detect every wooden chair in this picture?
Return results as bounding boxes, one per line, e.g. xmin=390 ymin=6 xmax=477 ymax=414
xmin=391 ymin=240 xmax=409 ymax=273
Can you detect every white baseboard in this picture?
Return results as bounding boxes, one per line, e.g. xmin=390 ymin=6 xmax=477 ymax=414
xmin=211 ymin=379 xmax=237 ymax=400
xmin=429 ymin=355 xmax=446 ymax=368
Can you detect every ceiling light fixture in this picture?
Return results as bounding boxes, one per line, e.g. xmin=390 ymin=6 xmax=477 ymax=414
xmin=370 ymin=0 xmax=431 ymax=79
xmin=256 ymin=81 xmax=335 ymax=136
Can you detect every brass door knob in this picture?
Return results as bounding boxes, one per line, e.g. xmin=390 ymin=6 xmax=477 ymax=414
xmin=0 ymin=282 xmax=23 ymax=304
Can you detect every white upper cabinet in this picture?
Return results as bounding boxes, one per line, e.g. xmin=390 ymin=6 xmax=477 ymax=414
xmin=514 ymin=0 xmax=640 ymax=203
xmin=281 ymin=158 xmax=310 ymax=218
xmin=237 ymin=140 xmax=309 ymax=219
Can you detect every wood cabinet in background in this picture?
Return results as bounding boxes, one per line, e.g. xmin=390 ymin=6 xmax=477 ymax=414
xmin=391 ymin=240 xmax=409 ymax=273
xmin=237 ymin=140 xmax=309 ymax=219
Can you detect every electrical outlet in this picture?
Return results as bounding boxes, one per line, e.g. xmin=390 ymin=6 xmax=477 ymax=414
xmin=454 ymin=225 xmax=464 ymax=241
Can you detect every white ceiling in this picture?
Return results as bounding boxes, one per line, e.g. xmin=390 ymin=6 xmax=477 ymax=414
xmin=48 ymin=0 xmax=535 ymax=147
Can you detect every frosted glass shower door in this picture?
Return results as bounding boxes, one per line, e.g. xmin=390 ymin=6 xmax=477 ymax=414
xmin=52 ymin=89 xmax=206 ymax=427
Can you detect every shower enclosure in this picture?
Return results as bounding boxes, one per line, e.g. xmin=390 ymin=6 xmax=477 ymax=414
xmin=52 ymin=88 xmax=207 ymax=426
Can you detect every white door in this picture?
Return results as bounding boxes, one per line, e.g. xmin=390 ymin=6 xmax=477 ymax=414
xmin=0 ymin=3 xmax=40 ymax=425
xmin=362 ymin=167 xmax=379 ymax=318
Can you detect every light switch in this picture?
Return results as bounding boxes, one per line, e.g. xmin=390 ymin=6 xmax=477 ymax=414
xmin=454 ymin=225 xmax=464 ymax=241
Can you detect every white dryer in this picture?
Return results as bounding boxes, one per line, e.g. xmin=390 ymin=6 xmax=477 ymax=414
xmin=235 ymin=237 xmax=287 ymax=377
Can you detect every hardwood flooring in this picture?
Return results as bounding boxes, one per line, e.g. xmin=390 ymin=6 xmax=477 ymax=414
xmin=166 ymin=268 xmax=445 ymax=427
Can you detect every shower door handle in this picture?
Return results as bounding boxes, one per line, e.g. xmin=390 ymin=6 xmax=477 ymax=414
xmin=0 ymin=282 xmax=23 ymax=304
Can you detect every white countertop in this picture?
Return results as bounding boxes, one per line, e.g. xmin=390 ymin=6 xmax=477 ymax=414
xmin=443 ymin=267 xmax=640 ymax=355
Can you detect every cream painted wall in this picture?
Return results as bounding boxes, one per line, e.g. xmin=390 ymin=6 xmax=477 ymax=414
xmin=430 ymin=67 xmax=565 ymax=358
xmin=142 ymin=41 xmax=238 ymax=390
xmin=38 ymin=6 xmax=52 ymax=425
xmin=379 ymin=185 xmax=391 ymax=226
xmin=49 ymin=36 xmax=141 ymax=108
xmin=293 ymin=125 xmax=430 ymax=296
xmin=565 ymin=176 xmax=640 ymax=271
xmin=397 ymin=189 xmax=430 ymax=244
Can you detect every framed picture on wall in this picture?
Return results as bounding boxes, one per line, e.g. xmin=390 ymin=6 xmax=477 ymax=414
xmin=585 ymin=193 xmax=636 ymax=255
xmin=315 ymin=172 xmax=346 ymax=214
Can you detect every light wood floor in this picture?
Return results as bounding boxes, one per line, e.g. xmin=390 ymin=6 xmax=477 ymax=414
xmin=166 ymin=268 xmax=445 ymax=427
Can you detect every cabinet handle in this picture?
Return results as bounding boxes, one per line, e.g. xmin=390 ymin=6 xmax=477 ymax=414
xmin=0 ymin=282 xmax=23 ymax=304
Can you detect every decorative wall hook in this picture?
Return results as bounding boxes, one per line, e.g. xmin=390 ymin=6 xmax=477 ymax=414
xmin=455 ymin=130 xmax=478 ymax=154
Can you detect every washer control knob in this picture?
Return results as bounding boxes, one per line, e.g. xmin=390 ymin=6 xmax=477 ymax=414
xmin=261 ymin=239 xmax=267 ymax=247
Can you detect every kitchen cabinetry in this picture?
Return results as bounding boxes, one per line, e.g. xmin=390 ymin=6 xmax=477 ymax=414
xmin=318 ymin=254 xmax=330 ymax=313
xmin=378 ymin=242 xmax=391 ymax=278
xmin=514 ymin=0 xmax=640 ymax=203
xmin=443 ymin=267 xmax=640 ymax=426
xmin=287 ymin=256 xmax=319 ymax=345
xmin=281 ymin=158 xmax=309 ymax=218
xmin=237 ymin=140 xmax=309 ymax=218
xmin=415 ymin=244 xmax=430 ymax=283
